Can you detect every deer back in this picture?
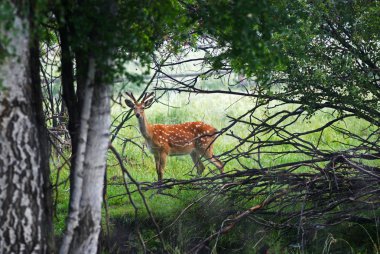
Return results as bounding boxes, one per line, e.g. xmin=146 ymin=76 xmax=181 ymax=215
xmin=148 ymin=121 xmax=217 ymax=155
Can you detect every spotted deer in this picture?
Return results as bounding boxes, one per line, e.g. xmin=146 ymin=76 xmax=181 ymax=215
xmin=125 ymin=92 xmax=224 ymax=181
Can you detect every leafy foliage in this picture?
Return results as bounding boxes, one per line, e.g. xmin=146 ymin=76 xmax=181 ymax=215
xmin=278 ymin=1 xmax=380 ymax=121
xmin=191 ymin=1 xmax=380 ymax=122
xmin=187 ymin=0 xmax=304 ymax=75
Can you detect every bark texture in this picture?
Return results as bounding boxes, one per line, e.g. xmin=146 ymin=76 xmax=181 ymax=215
xmin=59 ymin=63 xmax=110 ymax=254
xmin=0 ymin=3 xmax=48 ymax=253
xmin=59 ymin=59 xmax=96 ymax=254
xmin=71 ymin=80 xmax=110 ymax=253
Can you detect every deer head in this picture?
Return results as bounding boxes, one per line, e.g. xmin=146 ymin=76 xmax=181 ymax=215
xmin=125 ymin=92 xmax=154 ymax=118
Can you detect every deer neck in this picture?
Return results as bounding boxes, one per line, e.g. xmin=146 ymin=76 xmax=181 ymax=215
xmin=138 ymin=114 xmax=152 ymax=140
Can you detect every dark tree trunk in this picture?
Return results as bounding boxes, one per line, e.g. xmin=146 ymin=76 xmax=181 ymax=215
xmin=54 ymin=4 xmax=81 ymax=210
xmin=29 ymin=1 xmax=55 ymax=251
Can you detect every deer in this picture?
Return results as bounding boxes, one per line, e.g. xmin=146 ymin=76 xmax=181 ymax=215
xmin=125 ymin=92 xmax=224 ymax=181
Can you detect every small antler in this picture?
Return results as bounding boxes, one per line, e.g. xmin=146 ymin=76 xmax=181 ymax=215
xmin=125 ymin=92 xmax=138 ymax=103
xmin=142 ymin=92 xmax=154 ymax=103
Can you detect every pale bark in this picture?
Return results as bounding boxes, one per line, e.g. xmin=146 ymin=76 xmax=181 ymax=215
xmin=59 ymin=58 xmax=96 ymax=254
xmin=0 ymin=3 xmax=47 ymax=253
xmin=59 ymin=61 xmax=110 ymax=253
xmin=71 ymin=81 xmax=110 ymax=253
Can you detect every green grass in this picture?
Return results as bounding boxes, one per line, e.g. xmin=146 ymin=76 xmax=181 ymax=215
xmin=51 ymin=89 xmax=379 ymax=253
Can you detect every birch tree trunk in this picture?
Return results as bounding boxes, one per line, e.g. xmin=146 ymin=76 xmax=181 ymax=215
xmin=59 ymin=65 xmax=110 ymax=253
xmin=58 ymin=0 xmax=113 ymax=252
xmin=0 ymin=2 xmax=49 ymax=253
xmin=59 ymin=58 xmax=96 ymax=254
xmin=70 ymin=79 xmax=110 ymax=253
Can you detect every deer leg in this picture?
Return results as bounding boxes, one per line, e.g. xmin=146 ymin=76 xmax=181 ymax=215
xmin=154 ymin=152 xmax=167 ymax=181
xmin=204 ymin=148 xmax=224 ymax=174
xmin=154 ymin=155 xmax=160 ymax=180
xmin=190 ymin=151 xmax=205 ymax=176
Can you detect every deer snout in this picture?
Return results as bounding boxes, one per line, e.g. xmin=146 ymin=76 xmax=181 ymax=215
xmin=135 ymin=113 xmax=141 ymax=118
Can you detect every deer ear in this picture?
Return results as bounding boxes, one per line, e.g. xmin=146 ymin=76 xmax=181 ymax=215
xmin=144 ymin=98 xmax=154 ymax=108
xmin=125 ymin=99 xmax=135 ymax=108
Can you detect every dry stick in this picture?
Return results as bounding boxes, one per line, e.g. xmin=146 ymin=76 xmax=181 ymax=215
xmin=52 ymin=163 xmax=69 ymax=219
xmin=124 ymin=157 xmax=331 ymax=192
xmin=109 ymin=145 xmax=167 ymax=252
xmin=155 ymin=81 xmax=380 ymax=126
xmin=48 ymin=133 xmax=72 ymax=178
xmin=48 ymin=132 xmax=71 ymax=219
xmin=103 ymin=166 xmax=111 ymax=251
xmin=108 ymin=147 xmax=146 ymax=252
xmin=147 ymin=188 xmax=218 ymax=242
xmin=119 ymin=154 xmax=147 ymax=253
xmin=189 ymin=190 xmax=288 ymax=254
xmin=123 ymin=174 xmax=148 ymax=254
xmin=340 ymin=155 xmax=380 ymax=179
